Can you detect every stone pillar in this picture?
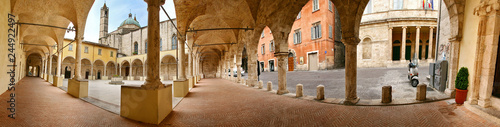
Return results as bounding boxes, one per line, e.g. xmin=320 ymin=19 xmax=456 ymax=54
xmin=142 ymin=62 xmax=146 ymax=81
xmin=415 ymin=26 xmax=421 ymax=60
xmin=237 ymin=63 xmax=242 ymax=83
xmin=267 ymin=81 xmax=272 ymax=91
xmin=121 ymin=0 xmax=172 ymax=124
xmin=388 ymin=27 xmax=393 ymax=61
xmin=74 ymin=36 xmax=82 ymax=80
xmin=342 ymin=37 xmax=360 ymax=105
xmin=187 ymin=53 xmax=193 ymax=88
xmin=428 ymin=26 xmax=434 ymax=60
xmin=44 ymin=58 xmax=48 ymax=80
xmin=401 ymin=26 xmax=407 ymax=61
xmin=382 ymin=86 xmax=392 ymax=103
xmin=54 ymin=43 xmax=63 ymax=87
xmin=247 ymin=48 xmax=258 ymax=87
xmin=416 ymin=84 xmax=427 ymax=101
xmin=316 ymin=85 xmax=325 ymax=100
xmin=296 ymin=84 xmax=303 ymax=97
xmin=90 ymin=65 xmax=93 ymax=80
xmin=48 ymin=54 xmax=53 ymax=81
xmin=276 ymin=53 xmax=289 ymax=94
xmin=173 ymin=36 xmax=188 ymax=97
xmin=103 ymin=64 xmax=107 ymax=80
xmin=446 ymin=38 xmax=460 ymax=98
xmin=129 ymin=62 xmax=133 ymax=80
xmin=119 ymin=64 xmax=122 ymax=76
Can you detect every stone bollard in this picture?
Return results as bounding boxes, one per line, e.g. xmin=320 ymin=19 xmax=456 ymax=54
xmin=381 ymin=86 xmax=392 ymax=103
xmin=258 ymin=81 xmax=263 ymax=89
xmin=316 ymin=85 xmax=325 ymax=100
xmin=416 ymin=84 xmax=427 ymax=101
xmin=267 ymin=81 xmax=272 ymax=91
xmin=296 ymin=84 xmax=303 ymax=97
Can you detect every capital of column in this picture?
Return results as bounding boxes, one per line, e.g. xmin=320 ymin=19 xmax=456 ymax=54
xmin=388 ymin=27 xmax=393 ymax=30
xmin=144 ymin=0 xmax=165 ymax=6
xmin=341 ymin=37 xmax=360 ymax=45
xmin=429 ymin=26 xmax=435 ymax=29
xmin=416 ymin=26 xmax=421 ymax=29
xmin=402 ymin=26 xmax=407 ymax=29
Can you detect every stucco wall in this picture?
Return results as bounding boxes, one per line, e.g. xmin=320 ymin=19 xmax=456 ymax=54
xmin=457 ymin=0 xmax=480 ymax=99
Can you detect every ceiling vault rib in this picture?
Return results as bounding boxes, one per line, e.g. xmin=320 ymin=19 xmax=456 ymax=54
xmin=186 ymin=27 xmax=254 ymax=33
xmin=195 ymin=43 xmax=237 ymax=47
xmin=15 ymin=22 xmax=75 ymax=32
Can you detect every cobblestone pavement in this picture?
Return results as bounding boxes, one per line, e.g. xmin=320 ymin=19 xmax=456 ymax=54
xmin=0 ymin=77 xmax=498 ymax=126
xmin=251 ymin=66 xmax=441 ymax=99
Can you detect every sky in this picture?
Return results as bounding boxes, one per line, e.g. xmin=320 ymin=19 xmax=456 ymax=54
xmin=64 ymin=0 xmax=177 ymax=43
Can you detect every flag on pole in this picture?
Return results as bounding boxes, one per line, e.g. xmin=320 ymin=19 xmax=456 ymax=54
xmin=423 ymin=0 xmax=426 ymax=9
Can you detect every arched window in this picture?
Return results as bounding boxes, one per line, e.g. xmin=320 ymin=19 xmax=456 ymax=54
xmin=172 ymin=35 xmax=178 ymax=50
xmin=134 ymin=42 xmax=138 ymax=55
xmin=362 ymin=38 xmax=372 ymax=59
xmin=145 ymin=41 xmax=148 ymax=53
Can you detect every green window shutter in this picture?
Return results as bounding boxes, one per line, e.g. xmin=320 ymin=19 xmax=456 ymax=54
xmin=311 ymin=27 xmax=314 ymax=39
xmin=293 ymin=33 xmax=296 ymax=44
xmin=319 ymin=24 xmax=322 ymax=38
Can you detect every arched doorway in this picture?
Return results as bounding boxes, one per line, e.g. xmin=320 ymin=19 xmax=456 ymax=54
xmin=97 ymin=70 xmax=101 ymax=79
xmin=64 ymin=66 xmax=71 ymax=79
xmin=288 ymin=52 xmax=294 ymax=71
xmin=392 ymin=40 xmax=401 ymax=61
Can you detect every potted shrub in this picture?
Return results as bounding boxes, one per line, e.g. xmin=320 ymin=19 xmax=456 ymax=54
xmin=133 ymin=51 xmax=138 ymax=55
xmin=455 ymin=67 xmax=469 ymax=104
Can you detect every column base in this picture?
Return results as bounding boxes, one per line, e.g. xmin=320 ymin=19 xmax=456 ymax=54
xmin=68 ymin=79 xmax=88 ymax=98
xmin=140 ymin=76 xmax=145 ymax=81
xmin=341 ymin=97 xmax=360 ymax=105
xmin=120 ymin=84 xmax=172 ymax=124
xmin=277 ymin=89 xmax=289 ymax=95
xmin=478 ymin=98 xmax=492 ymax=108
xmin=49 ymin=75 xmax=53 ymax=83
xmin=188 ymin=76 xmax=194 ymax=89
xmin=445 ymin=88 xmax=456 ymax=98
xmin=53 ymin=76 xmax=63 ymax=87
xmin=173 ymin=79 xmax=189 ymax=97
xmin=102 ymin=76 xmax=108 ymax=80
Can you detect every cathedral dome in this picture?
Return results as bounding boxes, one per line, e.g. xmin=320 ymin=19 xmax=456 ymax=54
xmin=119 ymin=13 xmax=140 ymax=27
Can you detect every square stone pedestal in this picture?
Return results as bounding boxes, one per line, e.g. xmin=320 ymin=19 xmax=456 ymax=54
xmin=173 ymin=80 xmax=189 ymax=97
xmin=140 ymin=76 xmax=146 ymax=81
xmin=127 ymin=76 xmax=133 ymax=80
xmin=68 ymin=79 xmax=88 ymax=98
xmin=188 ymin=77 xmax=194 ymax=89
xmin=48 ymin=75 xmax=53 ymax=83
xmin=102 ymin=76 xmax=108 ymax=80
xmin=121 ymin=84 xmax=172 ymax=124
xmin=53 ymin=76 xmax=63 ymax=87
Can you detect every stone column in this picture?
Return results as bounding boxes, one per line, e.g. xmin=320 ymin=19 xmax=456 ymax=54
xmin=74 ymin=36 xmax=82 ymax=80
xmin=415 ymin=26 xmax=421 ymax=60
xmin=177 ymin=36 xmax=186 ymax=81
xmin=142 ymin=62 xmax=146 ymax=80
xmin=90 ymin=65 xmax=93 ymax=80
xmin=48 ymin=54 xmax=53 ymax=79
xmin=388 ymin=27 xmax=393 ymax=61
xmin=401 ymin=26 xmax=407 ymax=61
xmin=237 ymin=63 xmax=242 ymax=83
xmin=119 ymin=64 xmax=122 ymax=76
xmin=43 ymin=58 xmax=47 ymax=79
xmin=140 ymin=0 xmax=163 ymax=88
xmin=342 ymin=37 xmax=360 ymax=104
xmin=445 ymin=37 xmax=460 ymax=98
xmin=188 ymin=53 xmax=193 ymax=87
xmin=103 ymin=64 xmax=107 ymax=79
xmin=247 ymin=50 xmax=258 ymax=87
xmin=428 ymin=26 xmax=434 ymax=60
xmin=56 ymin=44 xmax=62 ymax=76
xmin=129 ymin=62 xmax=133 ymax=80
xmin=276 ymin=53 xmax=289 ymax=94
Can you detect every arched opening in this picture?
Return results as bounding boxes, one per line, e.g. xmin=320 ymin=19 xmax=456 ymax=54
xmin=81 ymin=59 xmax=92 ymax=79
xmin=62 ymin=57 xmax=75 ymax=79
xmin=161 ymin=55 xmax=177 ymax=80
xmin=93 ymin=60 xmax=104 ymax=80
xmin=131 ymin=59 xmax=143 ymax=80
xmin=26 ymin=53 xmax=43 ymax=77
xmin=106 ymin=61 xmax=117 ymax=78
xmin=362 ymin=38 xmax=372 ymax=59
xmin=121 ymin=61 xmax=131 ymax=80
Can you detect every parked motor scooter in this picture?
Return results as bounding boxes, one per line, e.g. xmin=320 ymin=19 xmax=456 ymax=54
xmin=407 ymin=59 xmax=419 ymax=87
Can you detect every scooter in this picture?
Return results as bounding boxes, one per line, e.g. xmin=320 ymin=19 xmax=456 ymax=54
xmin=408 ymin=60 xmax=419 ymax=87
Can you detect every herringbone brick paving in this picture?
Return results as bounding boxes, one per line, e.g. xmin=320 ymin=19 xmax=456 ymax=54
xmin=0 ymin=77 xmax=498 ymax=126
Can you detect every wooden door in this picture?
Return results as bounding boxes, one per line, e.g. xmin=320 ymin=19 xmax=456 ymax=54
xmin=308 ymin=53 xmax=318 ymax=71
xmin=288 ymin=57 xmax=294 ymax=71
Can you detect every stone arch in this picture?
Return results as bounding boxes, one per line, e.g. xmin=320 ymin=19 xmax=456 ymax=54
xmin=26 ymin=53 xmax=43 ymax=77
xmin=131 ymin=59 xmax=144 ymax=80
xmin=62 ymin=56 xmax=75 ymax=79
xmin=106 ymin=61 xmax=117 ymax=77
xmin=93 ymin=59 xmax=105 ymax=80
xmin=161 ymin=55 xmax=177 ymax=80
xmin=121 ymin=60 xmax=131 ymax=80
xmin=81 ymin=58 xmax=92 ymax=79
xmin=51 ymin=55 xmax=58 ymax=75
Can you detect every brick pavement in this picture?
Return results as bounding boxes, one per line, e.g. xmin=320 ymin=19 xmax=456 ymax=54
xmin=0 ymin=77 xmax=498 ymax=126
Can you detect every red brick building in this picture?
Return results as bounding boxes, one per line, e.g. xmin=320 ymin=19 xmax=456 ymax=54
xmin=258 ymin=0 xmax=343 ymax=72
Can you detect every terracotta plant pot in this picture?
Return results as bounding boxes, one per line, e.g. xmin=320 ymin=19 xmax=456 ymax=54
xmin=455 ymin=89 xmax=468 ymax=104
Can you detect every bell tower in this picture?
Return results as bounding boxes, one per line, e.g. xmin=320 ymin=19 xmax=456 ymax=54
xmin=99 ymin=2 xmax=109 ymax=44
